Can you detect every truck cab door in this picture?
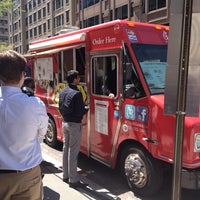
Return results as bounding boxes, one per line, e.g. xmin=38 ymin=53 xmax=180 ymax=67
xmin=89 ymin=53 xmax=120 ymax=164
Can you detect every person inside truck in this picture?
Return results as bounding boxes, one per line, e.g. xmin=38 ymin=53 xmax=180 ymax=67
xmin=105 ymin=64 xmax=117 ymax=98
xmin=124 ymin=63 xmax=145 ymax=99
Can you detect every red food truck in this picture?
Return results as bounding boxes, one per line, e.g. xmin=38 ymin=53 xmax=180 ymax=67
xmin=26 ymin=20 xmax=200 ymax=196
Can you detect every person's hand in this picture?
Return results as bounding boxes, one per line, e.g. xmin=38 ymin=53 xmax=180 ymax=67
xmin=108 ymin=93 xmax=115 ymax=99
xmin=85 ymin=105 xmax=89 ymax=110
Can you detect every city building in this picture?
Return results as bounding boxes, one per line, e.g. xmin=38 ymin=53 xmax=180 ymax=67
xmin=0 ymin=10 xmax=9 ymax=46
xmin=7 ymin=0 xmax=170 ymax=54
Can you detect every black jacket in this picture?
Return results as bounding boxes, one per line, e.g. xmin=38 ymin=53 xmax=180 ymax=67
xmin=59 ymin=84 xmax=88 ymax=123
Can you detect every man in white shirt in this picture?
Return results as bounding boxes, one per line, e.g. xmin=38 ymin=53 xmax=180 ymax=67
xmin=0 ymin=50 xmax=49 ymax=200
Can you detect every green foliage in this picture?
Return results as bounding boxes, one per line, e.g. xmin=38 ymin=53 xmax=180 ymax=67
xmin=0 ymin=0 xmax=13 ymax=17
xmin=0 ymin=44 xmax=13 ymax=52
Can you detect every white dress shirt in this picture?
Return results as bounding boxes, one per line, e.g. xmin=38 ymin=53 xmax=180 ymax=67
xmin=0 ymin=86 xmax=49 ymax=170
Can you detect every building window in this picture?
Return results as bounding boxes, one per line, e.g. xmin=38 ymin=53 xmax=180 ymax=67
xmin=33 ymin=13 xmax=37 ymax=22
xmin=115 ymin=5 xmax=128 ymax=20
xmin=18 ymin=19 xmax=21 ymax=28
xmin=48 ymin=19 xmax=51 ymax=30
xmin=33 ymin=0 xmax=36 ymax=8
xmin=26 ymin=31 xmax=28 ymax=39
xmin=43 ymin=7 xmax=46 ymax=18
xmin=13 ymin=0 xmax=20 ymax=6
xmin=13 ymin=10 xmax=18 ymax=19
xmin=29 ymin=1 xmax=32 ymax=10
xmin=83 ymin=15 xmax=99 ymax=28
xmin=47 ymin=3 xmax=50 ymax=13
xmin=43 ymin=23 xmax=46 ymax=33
xmin=13 ymin=22 xmax=18 ymax=31
xmin=14 ymin=35 xmax=17 ymax=43
xmin=142 ymin=0 xmax=145 ymax=13
xmin=149 ymin=0 xmax=166 ymax=12
xmin=80 ymin=0 xmax=99 ymax=10
xmin=19 ymin=33 xmax=21 ymax=42
xmin=38 ymin=25 xmax=42 ymax=35
xmin=110 ymin=10 xmax=113 ymax=21
xmin=53 ymin=0 xmax=63 ymax=10
xmin=29 ymin=15 xmax=32 ymax=24
xmin=38 ymin=10 xmax=42 ymax=20
xmin=25 ymin=4 xmax=28 ymax=12
xmin=105 ymin=0 xmax=109 ymax=10
xmin=66 ymin=10 xmax=69 ymax=23
xmin=34 ymin=27 xmax=37 ymax=36
xmin=54 ymin=14 xmax=64 ymax=28
xmin=130 ymin=2 xmax=134 ymax=17
xmin=29 ymin=29 xmax=33 ymax=38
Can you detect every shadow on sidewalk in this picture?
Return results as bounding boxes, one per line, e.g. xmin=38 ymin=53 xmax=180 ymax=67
xmin=79 ymin=187 xmax=121 ymax=200
xmin=40 ymin=160 xmax=62 ymax=174
xmin=40 ymin=161 xmax=62 ymax=200
xmin=43 ymin=186 xmax=60 ymax=200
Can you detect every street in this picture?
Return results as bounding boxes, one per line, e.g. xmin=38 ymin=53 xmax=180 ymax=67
xmin=41 ymin=142 xmax=200 ymax=200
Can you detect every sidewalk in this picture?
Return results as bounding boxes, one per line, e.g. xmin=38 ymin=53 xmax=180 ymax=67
xmin=41 ymin=161 xmax=90 ymax=200
xmin=41 ymin=154 xmax=120 ymax=200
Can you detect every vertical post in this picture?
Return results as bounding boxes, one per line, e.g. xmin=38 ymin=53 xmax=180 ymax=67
xmin=171 ymin=0 xmax=193 ymax=199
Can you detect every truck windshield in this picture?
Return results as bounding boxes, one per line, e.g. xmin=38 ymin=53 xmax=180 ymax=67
xmin=132 ymin=44 xmax=167 ymax=95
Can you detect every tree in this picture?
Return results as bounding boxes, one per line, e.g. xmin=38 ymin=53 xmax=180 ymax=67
xmin=0 ymin=44 xmax=13 ymax=52
xmin=0 ymin=0 xmax=13 ymax=17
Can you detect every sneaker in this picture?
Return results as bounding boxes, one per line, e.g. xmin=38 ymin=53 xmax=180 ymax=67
xmin=69 ymin=181 xmax=88 ymax=189
xmin=63 ymin=178 xmax=69 ymax=184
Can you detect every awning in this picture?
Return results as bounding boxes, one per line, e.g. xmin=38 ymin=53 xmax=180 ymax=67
xmin=29 ymin=32 xmax=86 ymax=52
xmin=25 ymin=44 xmax=84 ymax=57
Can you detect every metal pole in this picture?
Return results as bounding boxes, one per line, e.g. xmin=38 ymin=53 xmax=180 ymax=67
xmin=172 ymin=0 xmax=193 ymax=199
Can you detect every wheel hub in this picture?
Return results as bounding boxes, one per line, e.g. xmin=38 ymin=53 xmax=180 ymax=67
xmin=46 ymin=122 xmax=53 ymax=142
xmin=124 ymin=153 xmax=147 ymax=188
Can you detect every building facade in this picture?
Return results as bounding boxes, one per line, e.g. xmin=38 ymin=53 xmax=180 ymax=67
xmin=0 ymin=11 xmax=9 ymax=46
xmin=8 ymin=0 xmax=170 ymax=54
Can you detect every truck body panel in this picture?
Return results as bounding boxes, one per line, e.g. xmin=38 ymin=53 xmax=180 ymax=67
xmin=26 ymin=20 xmax=200 ymax=195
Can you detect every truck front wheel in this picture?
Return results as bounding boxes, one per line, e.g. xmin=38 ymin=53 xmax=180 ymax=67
xmin=120 ymin=145 xmax=163 ymax=196
xmin=45 ymin=117 xmax=58 ymax=148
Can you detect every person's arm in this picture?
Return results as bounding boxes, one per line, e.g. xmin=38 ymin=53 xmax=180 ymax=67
xmin=74 ymin=92 xmax=88 ymax=119
xmin=36 ymin=98 xmax=49 ymax=137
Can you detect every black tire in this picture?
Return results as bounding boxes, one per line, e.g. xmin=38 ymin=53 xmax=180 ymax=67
xmin=45 ymin=117 xmax=58 ymax=148
xmin=120 ymin=145 xmax=163 ymax=197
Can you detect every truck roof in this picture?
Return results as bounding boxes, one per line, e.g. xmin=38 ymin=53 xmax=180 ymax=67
xmin=28 ymin=20 xmax=169 ymax=54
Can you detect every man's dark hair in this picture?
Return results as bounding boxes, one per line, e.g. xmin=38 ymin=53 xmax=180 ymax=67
xmin=66 ymin=70 xmax=79 ymax=84
xmin=0 ymin=50 xmax=26 ymax=84
xmin=23 ymin=77 xmax=35 ymax=90
xmin=21 ymin=77 xmax=35 ymax=96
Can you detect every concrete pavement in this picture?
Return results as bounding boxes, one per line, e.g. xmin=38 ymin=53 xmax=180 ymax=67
xmin=41 ymin=146 xmax=200 ymax=200
xmin=41 ymin=153 xmax=122 ymax=200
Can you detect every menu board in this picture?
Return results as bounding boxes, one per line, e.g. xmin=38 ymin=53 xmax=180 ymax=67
xmin=95 ymin=100 xmax=108 ymax=135
xmin=34 ymin=57 xmax=53 ymax=81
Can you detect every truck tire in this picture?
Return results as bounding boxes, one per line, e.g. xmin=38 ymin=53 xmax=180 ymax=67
xmin=120 ymin=145 xmax=163 ymax=196
xmin=45 ymin=118 xmax=58 ymax=148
